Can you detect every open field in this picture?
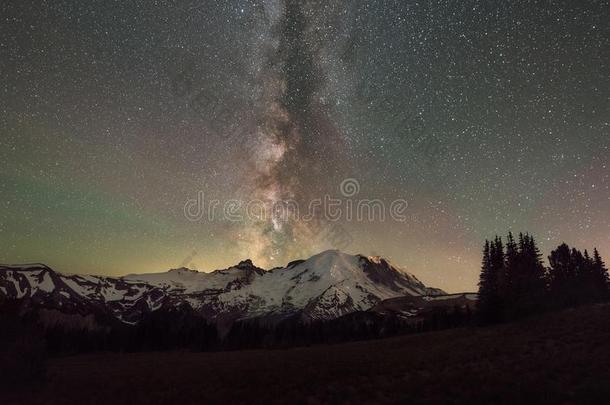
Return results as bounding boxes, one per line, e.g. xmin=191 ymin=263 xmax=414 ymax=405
xmin=4 ymin=304 xmax=610 ymax=405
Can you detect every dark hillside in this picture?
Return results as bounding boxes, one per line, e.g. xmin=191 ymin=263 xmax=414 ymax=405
xmin=5 ymin=303 xmax=610 ymax=405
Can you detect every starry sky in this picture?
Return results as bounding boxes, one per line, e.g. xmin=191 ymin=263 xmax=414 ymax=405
xmin=1 ymin=0 xmax=608 ymax=292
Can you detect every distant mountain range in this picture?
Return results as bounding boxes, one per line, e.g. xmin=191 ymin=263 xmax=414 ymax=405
xmin=0 ymin=250 xmax=475 ymax=332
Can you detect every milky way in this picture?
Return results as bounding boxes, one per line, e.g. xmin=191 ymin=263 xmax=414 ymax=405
xmin=239 ymin=0 xmax=353 ymax=266
xmin=1 ymin=0 xmax=608 ymax=292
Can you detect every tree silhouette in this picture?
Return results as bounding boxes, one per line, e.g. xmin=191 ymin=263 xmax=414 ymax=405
xmin=547 ymin=244 xmax=609 ymax=307
xmin=591 ymin=248 xmax=609 ymax=301
xmin=498 ymin=233 xmax=546 ymax=319
xmin=477 ymin=233 xmax=610 ymax=323
xmin=477 ymin=238 xmax=505 ymax=323
xmin=548 ymin=243 xmax=577 ymax=307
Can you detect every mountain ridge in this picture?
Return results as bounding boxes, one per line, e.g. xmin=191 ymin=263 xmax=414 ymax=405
xmin=0 ymin=250 xmax=448 ymax=328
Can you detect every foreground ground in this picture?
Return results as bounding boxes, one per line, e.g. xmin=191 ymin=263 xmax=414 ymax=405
xmin=4 ymin=304 xmax=610 ymax=405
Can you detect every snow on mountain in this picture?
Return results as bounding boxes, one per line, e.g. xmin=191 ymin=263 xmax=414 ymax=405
xmin=0 ymin=263 xmax=165 ymax=324
xmin=0 ymin=250 xmax=445 ymax=324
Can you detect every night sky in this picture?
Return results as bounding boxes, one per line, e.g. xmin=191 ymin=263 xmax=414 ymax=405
xmin=1 ymin=0 xmax=608 ymax=292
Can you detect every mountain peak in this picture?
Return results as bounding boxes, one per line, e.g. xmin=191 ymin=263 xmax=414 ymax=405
xmin=236 ymin=259 xmax=254 ymax=268
xmin=168 ymin=267 xmax=198 ymax=274
xmin=232 ymin=259 xmax=266 ymax=276
xmin=367 ymin=255 xmax=384 ymax=264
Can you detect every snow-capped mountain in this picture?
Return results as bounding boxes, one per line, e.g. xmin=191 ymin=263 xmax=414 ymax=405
xmin=0 ymin=250 xmax=444 ymax=326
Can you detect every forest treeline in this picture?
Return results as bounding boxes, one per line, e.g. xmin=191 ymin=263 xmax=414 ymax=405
xmin=0 ymin=298 xmax=469 ymax=359
xmin=478 ymin=232 xmax=609 ymax=324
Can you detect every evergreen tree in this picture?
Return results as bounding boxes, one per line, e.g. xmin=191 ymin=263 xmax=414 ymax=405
xmin=477 ymin=240 xmax=495 ymax=323
xmin=477 ymin=238 xmax=505 ymax=323
xmin=592 ymin=248 xmax=609 ymax=301
xmin=523 ymin=234 xmax=547 ymax=306
xmin=580 ymin=250 xmax=596 ymax=303
xmin=477 ymin=240 xmax=491 ymax=317
xmin=505 ymin=232 xmax=518 ymax=272
xmin=548 ymin=243 xmax=576 ymax=307
xmin=505 ymin=233 xmax=546 ymax=318
xmin=572 ymin=248 xmax=590 ymax=303
xmin=493 ymin=236 xmax=508 ymax=316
